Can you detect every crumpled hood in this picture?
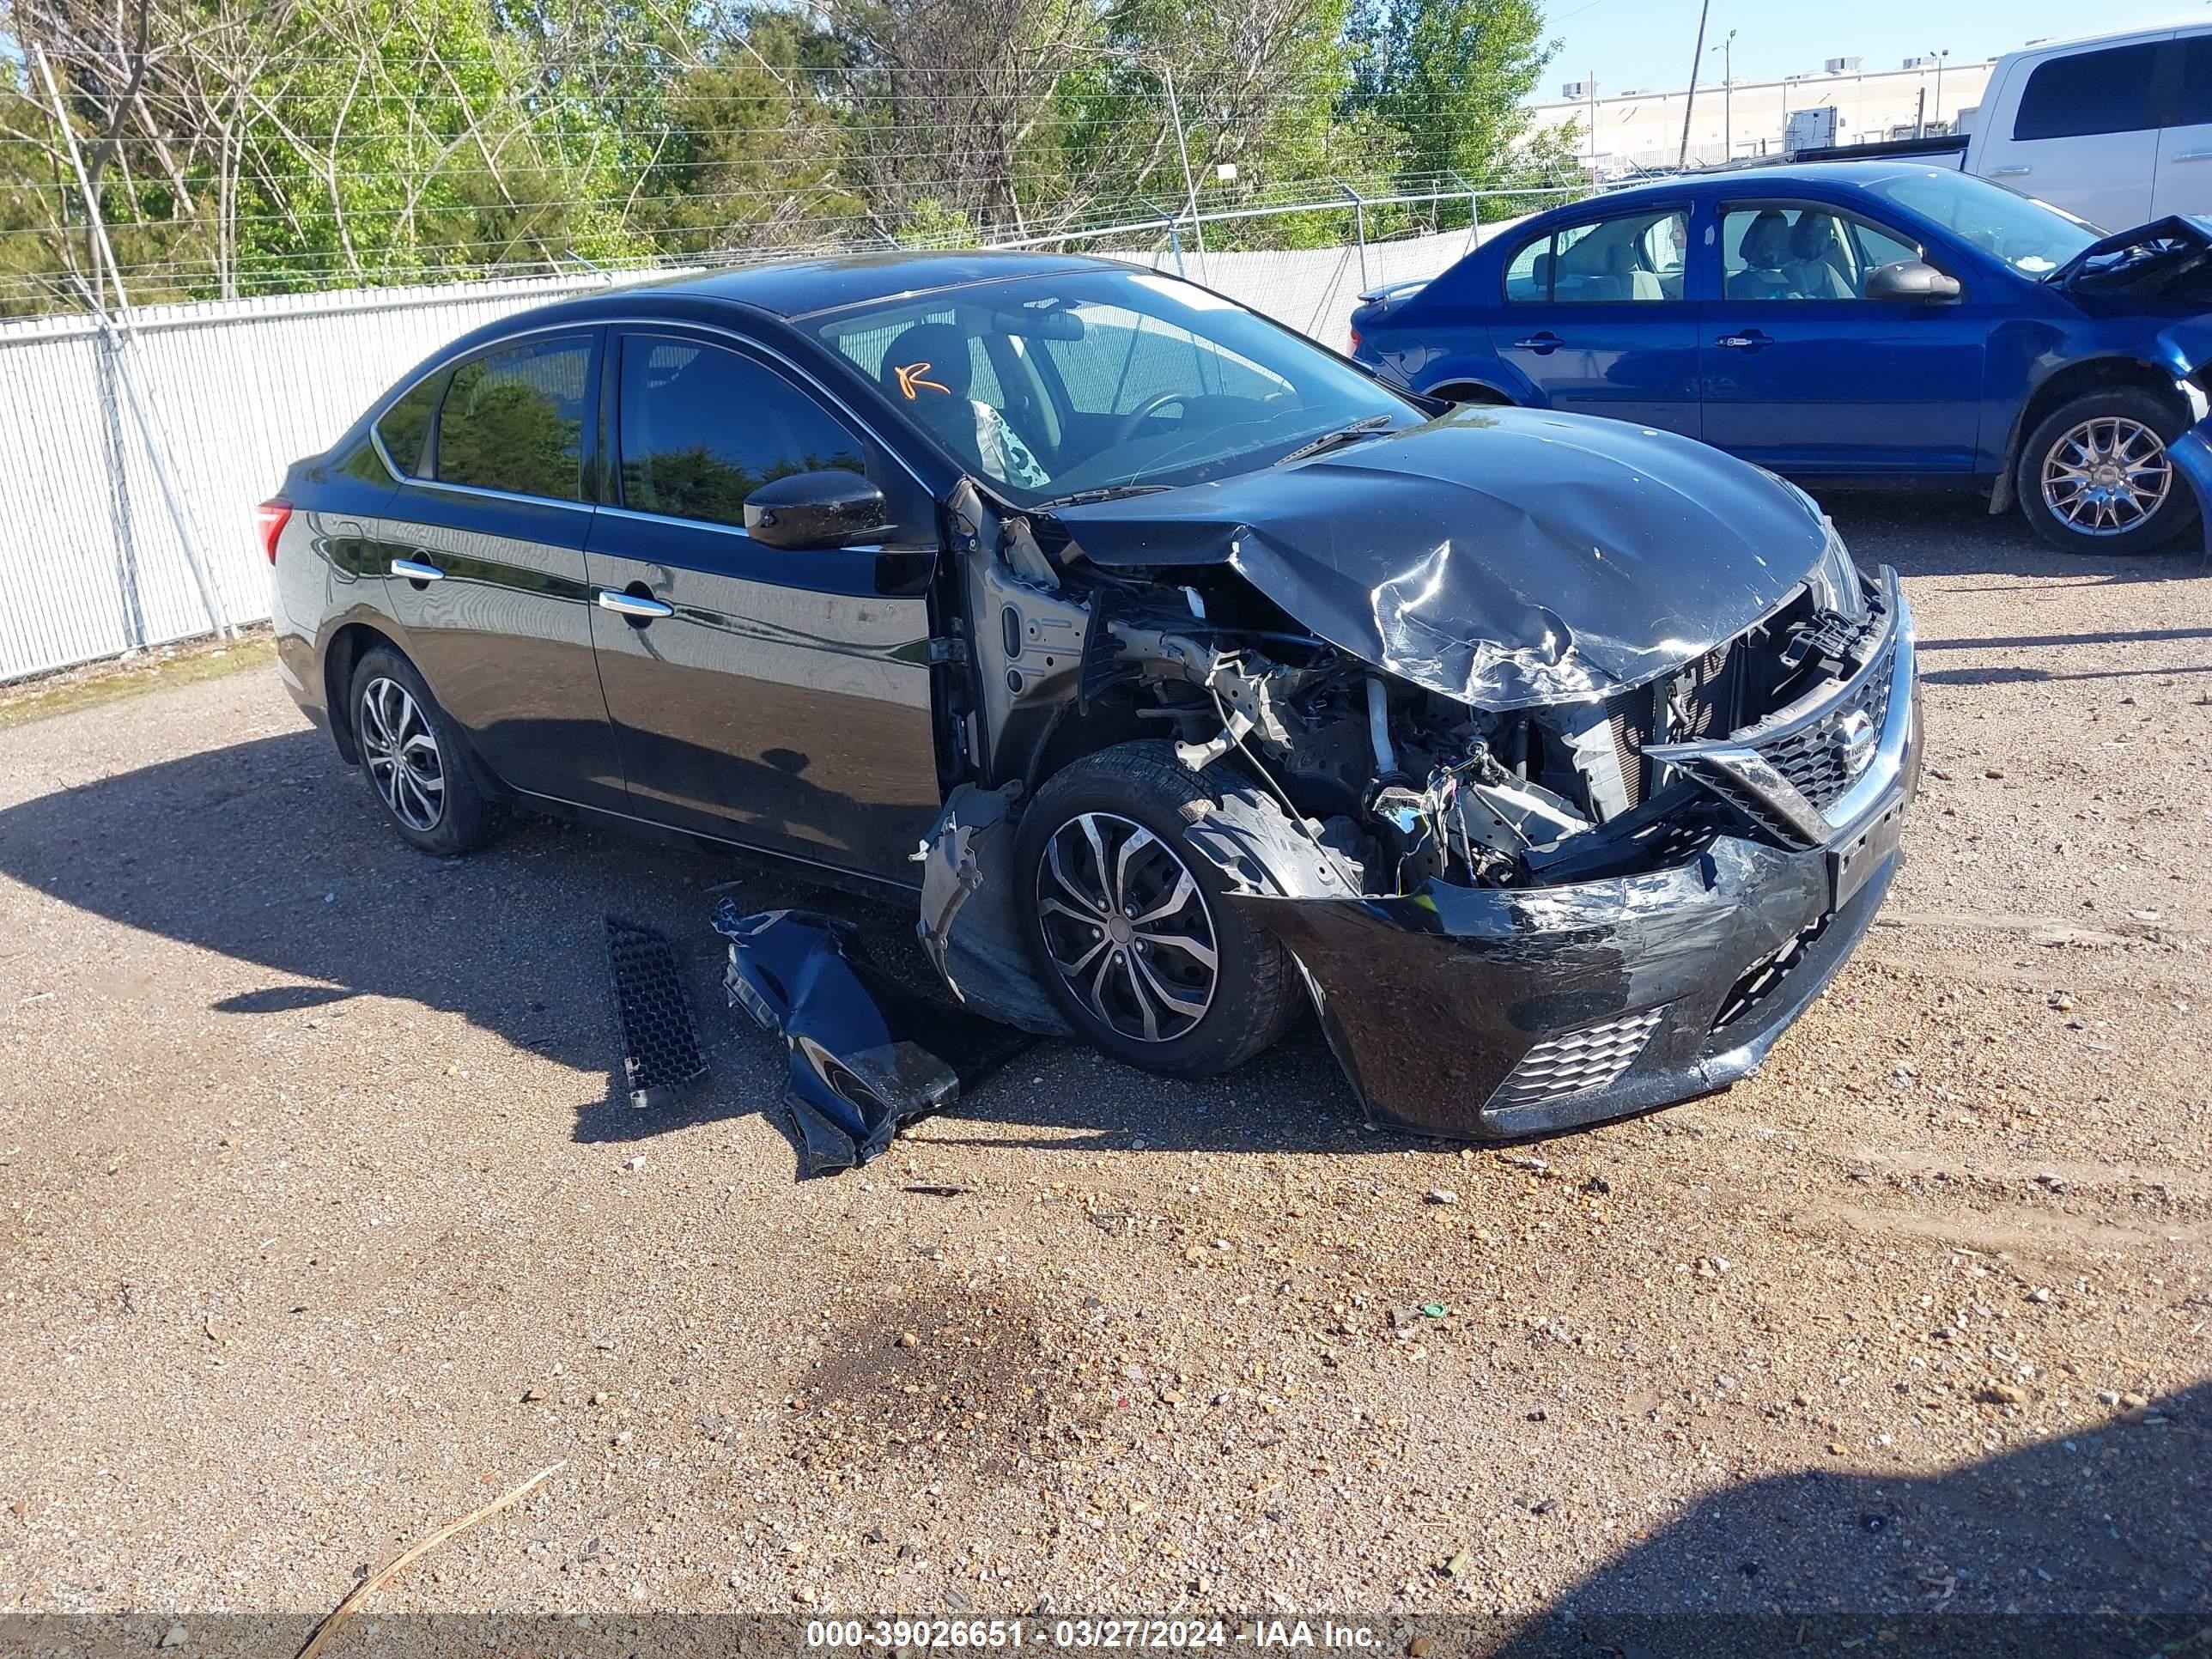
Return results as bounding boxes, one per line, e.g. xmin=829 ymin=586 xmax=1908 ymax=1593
xmin=2048 ymin=215 xmax=2212 ymax=301
xmin=1055 ymin=405 xmax=1832 ymax=708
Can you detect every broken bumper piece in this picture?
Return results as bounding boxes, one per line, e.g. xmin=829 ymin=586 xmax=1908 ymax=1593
xmin=1231 ymin=594 xmax=1922 ymax=1144
xmin=711 ymin=902 xmax=1031 ymax=1176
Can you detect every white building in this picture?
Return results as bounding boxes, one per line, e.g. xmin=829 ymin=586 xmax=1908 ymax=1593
xmin=1529 ymin=56 xmax=1997 ymax=177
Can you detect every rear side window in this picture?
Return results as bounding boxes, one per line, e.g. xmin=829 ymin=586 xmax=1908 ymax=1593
xmin=434 ymin=335 xmax=593 ymax=501
xmin=617 ymin=337 xmax=865 ymax=530
xmin=375 ymin=375 xmax=441 ymax=477
xmin=1503 ymin=210 xmax=1686 ymax=302
xmin=2011 ymin=44 xmax=2162 ymax=141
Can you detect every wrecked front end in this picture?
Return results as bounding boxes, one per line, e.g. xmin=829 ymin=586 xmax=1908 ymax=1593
xmin=1229 ymin=574 xmax=1918 ymax=1138
xmin=738 ymin=410 xmax=1922 ymax=1156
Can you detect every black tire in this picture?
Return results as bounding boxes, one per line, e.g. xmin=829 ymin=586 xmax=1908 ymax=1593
xmin=348 ymin=647 xmax=507 ymax=856
xmin=2016 ymin=388 xmax=2199 ymax=555
xmin=1015 ymin=741 xmax=1302 ymax=1078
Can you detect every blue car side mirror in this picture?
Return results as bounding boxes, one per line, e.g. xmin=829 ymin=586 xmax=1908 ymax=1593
xmin=1865 ymin=260 xmax=1962 ymax=302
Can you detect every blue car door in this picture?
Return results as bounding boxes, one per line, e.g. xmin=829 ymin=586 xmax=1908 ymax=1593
xmin=1486 ymin=203 xmax=1701 ymax=438
xmin=1699 ymin=198 xmax=1987 ymax=473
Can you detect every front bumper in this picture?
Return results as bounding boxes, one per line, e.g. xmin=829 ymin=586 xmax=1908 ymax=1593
xmin=1236 ymin=577 xmax=1922 ymax=1143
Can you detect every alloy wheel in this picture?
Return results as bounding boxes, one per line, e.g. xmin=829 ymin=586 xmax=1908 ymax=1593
xmin=2040 ymin=416 xmax=2172 ymax=537
xmin=1035 ymin=811 xmax=1218 ymax=1043
xmin=358 ymin=676 xmax=446 ymax=832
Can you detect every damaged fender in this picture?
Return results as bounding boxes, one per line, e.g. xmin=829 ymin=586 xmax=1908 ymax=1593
xmin=2154 ymin=321 xmax=2212 ymax=556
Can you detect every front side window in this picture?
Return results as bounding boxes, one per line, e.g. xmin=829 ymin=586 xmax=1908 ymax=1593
xmin=618 ymin=337 xmax=865 ymax=530
xmin=1502 ymin=210 xmax=1687 ymax=303
xmin=434 ymin=336 xmax=593 ymax=501
xmin=804 ymin=268 xmax=1415 ymax=506
xmin=376 ymin=374 xmax=441 ymax=477
xmin=2011 ymin=43 xmax=2162 ymax=141
xmin=1722 ymin=205 xmax=1929 ymax=299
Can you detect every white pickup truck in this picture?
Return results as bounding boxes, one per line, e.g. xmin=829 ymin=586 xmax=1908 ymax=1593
xmin=1801 ymin=22 xmax=2211 ymax=229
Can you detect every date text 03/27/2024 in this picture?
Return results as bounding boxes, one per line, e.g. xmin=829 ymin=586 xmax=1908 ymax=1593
xmin=805 ymin=1620 xmax=1384 ymax=1650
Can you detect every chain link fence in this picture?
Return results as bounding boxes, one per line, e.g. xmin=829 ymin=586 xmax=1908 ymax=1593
xmin=0 ymin=185 xmax=1573 ymax=684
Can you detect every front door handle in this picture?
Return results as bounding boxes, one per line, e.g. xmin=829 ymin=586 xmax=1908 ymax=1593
xmin=1715 ymin=331 xmax=1771 ymax=350
xmin=1987 ymin=164 xmax=2031 ymax=177
xmin=390 ymin=558 xmax=445 ymax=582
xmin=597 ymin=589 xmax=674 ymax=621
xmin=2171 ymin=149 xmax=2212 ymax=164
xmin=1512 ymin=331 xmax=1564 ymax=354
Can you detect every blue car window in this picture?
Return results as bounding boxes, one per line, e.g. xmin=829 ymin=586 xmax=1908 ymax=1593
xmin=1518 ymin=210 xmax=1686 ymax=305
xmin=1721 ymin=207 xmax=1926 ymax=301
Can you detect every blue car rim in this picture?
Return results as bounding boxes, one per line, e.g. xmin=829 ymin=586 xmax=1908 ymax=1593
xmin=2040 ymin=416 xmax=2172 ymax=536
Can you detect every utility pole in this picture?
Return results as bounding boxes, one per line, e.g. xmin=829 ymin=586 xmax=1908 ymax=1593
xmin=1711 ymin=29 xmax=1737 ymax=161
xmin=1676 ymin=0 xmax=1711 ymax=172
xmin=1587 ymin=73 xmax=1598 ymax=174
xmin=1933 ymin=49 xmax=1949 ymax=129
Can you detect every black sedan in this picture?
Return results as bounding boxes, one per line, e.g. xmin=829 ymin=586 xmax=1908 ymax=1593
xmin=264 ymin=250 xmax=1919 ymax=1150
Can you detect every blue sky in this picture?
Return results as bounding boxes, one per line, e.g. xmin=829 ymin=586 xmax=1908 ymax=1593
xmin=1534 ymin=0 xmax=2209 ymax=100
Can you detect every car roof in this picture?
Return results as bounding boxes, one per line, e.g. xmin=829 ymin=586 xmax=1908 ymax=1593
xmin=1556 ymin=161 xmax=1936 ymax=216
xmin=641 ymin=248 xmax=1127 ymax=319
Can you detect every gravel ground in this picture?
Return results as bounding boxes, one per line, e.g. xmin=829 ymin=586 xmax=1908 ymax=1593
xmin=0 ymin=496 xmax=2206 ymax=1637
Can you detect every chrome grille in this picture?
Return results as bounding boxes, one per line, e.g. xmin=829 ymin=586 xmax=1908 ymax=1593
xmin=1751 ymin=640 xmax=1896 ymax=812
xmin=1489 ymin=1008 xmax=1666 ymax=1110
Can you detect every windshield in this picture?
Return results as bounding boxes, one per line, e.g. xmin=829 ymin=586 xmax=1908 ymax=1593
xmin=1862 ymin=168 xmax=2100 ymax=276
xmin=802 ymin=268 xmax=1417 ymax=505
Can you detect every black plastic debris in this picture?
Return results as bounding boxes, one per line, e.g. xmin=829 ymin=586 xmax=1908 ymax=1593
xmin=712 ymin=902 xmax=1032 ymax=1176
xmin=605 ymin=916 xmax=709 ymax=1109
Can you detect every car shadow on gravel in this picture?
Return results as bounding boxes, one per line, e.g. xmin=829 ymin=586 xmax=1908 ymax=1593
xmin=1490 ymin=1380 xmax=2209 ymax=1657
xmin=1820 ymin=492 xmax=2206 ymax=586
xmin=0 ymin=729 xmax=1386 ymax=1165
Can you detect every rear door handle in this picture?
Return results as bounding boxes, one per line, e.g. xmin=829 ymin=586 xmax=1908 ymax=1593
xmin=390 ymin=558 xmax=444 ymax=582
xmin=1715 ymin=331 xmax=1771 ymax=350
xmin=597 ymin=589 xmax=674 ymax=620
xmin=1512 ymin=331 xmax=1564 ymax=354
xmin=1987 ymin=164 xmax=2031 ymax=177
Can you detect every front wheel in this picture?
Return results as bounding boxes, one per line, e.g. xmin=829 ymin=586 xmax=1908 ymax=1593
xmin=1014 ymin=742 xmax=1301 ymax=1078
xmin=2017 ymin=389 xmax=2198 ymax=555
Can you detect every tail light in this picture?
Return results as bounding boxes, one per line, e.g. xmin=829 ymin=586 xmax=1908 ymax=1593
xmin=1347 ymin=325 xmax=1363 ymax=354
xmin=255 ymin=499 xmax=292 ymax=564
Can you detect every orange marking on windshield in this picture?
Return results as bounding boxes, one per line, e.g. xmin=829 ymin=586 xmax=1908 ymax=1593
xmin=895 ymin=362 xmax=951 ymax=399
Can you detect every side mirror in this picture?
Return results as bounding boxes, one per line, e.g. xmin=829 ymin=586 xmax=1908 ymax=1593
xmin=744 ymin=471 xmax=893 ymax=550
xmin=1864 ymin=259 xmax=1961 ymax=301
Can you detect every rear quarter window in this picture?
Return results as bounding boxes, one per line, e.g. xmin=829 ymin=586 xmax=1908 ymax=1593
xmin=1502 ymin=236 xmax=1550 ymax=301
xmin=374 ymin=374 xmax=441 ymax=477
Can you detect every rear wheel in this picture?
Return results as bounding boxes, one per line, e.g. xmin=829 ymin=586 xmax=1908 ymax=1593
xmin=2017 ymin=389 xmax=2197 ymax=554
xmin=1015 ymin=742 xmax=1301 ymax=1078
xmin=349 ymin=647 xmax=506 ymax=856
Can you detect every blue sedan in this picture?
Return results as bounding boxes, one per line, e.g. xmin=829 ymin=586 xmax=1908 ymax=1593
xmin=1349 ymin=163 xmax=2212 ymax=555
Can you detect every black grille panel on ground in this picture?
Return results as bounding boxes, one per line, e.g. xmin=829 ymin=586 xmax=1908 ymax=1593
xmin=1488 ymin=1008 xmax=1666 ymax=1110
xmin=606 ymin=916 xmax=710 ymax=1109
xmin=1753 ymin=639 xmax=1896 ymax=814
